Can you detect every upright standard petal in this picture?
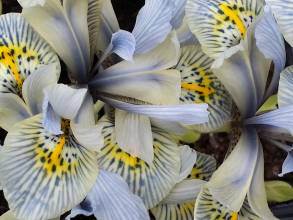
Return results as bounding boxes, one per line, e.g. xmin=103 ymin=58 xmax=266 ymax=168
xmin=278 ymin=66 xmax=293 ymax=107
xmin=151 ymin=152 xmax=217 ymax=220
xmin=267 ymin=0 xmax=293 ymax=47
xmin=132 ymin=0 xmax=173 ymax=54
xmin=85 ymin=170 xmax=149 ymax=220
xmin=207 ymin=128 xmax=259 ymax=212
xmin=0 ymin=114 xmax=99 ymax=220
xmin=211 ymin=30 xmax=271 ymax=118
xmin=177 ymin=145 xmax=197 ymax=182
xmin=247 ymin=143 xmax=278 ymax=220
xmin=96 ymin=0 xmax=120 ymax=53
xmin=186 ymin=0 xmax=264 ymax=58
xmin=23 ymin=0 xmax=90 ymax=83
xmin=22 ymin=64 xmax=60 ymax=115
xmin=255 ymin=6 xmax=286 ymax=98
xmin=97 ymin=117 xmax=181 ymax=208
xmin=87 ymin=0 xmax=104 ymax=61
xmin=115 ymin=110 xmax=153 ymax=164
xmin=43 ymin=84 xmax=88 ymax=120
xmin=176 ymin=44 xmax=233 ymax=132
xmin=0 ymin=13 xmax=60 ymax=97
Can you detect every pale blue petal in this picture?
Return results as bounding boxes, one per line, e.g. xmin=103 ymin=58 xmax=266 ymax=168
xmin=132 ymin=0 xmax=173 ymax=54
xmin=279 ymin=151 xmax=293 ymax=177
xmin=255 ymin=6 xmax=286 ymax=98
xmin=87 ymin=170 xmax=150 ymax=220
xmin=278 ymin=66 xmax=293 ymax=107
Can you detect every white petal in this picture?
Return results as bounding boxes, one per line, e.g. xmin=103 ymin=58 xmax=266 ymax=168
xmin=278 ymin=66 xmax=293 ymax=107
xmin=17 ymin=0 xmax=45 ymax=8
xmin=42 ymin=96 xmax=62 ymax=135
xmin=132 ymin=0 xmax=173 ymax=54
xmin=70 ymin=122 xmax=104 ymax=152
xmin=0 ymin=14 xmax=60 ymax=97
xmin=102 ymin=97 xmax=209 ymax=125
xmin=170 ymin=0 xmax=187 ymax=28
xmin=22 ymin=64 xmax=60 ymax=115
xmin=186 ymin=0 xmax=264 ymax=58
xmin=0 ymin=114 xmax=98 ymax=220
xmin=98 ymin=118 xmax=181 ymax=208
xmin=267 ymin=0 xmax=293 ymax=47
xmin=0 ymin=211 xmax=18 ymax=220
xmin=43 ymin=84 xmax=87 ymax=120
xmin=110 ymin=30 xmax=136 ymax=61
xmin=245 ymin=105 xmax=293 ymax=135
xmin=207 ymin=128 xmax=259 ymax=212
xmin=23 ymin=0 xmax=90 ymax=83
xmin=178 ymin=145 xmax=197 ymax=182
xmin=247 ymin=143 xmax=278 ymax=220
xmin=115 ymin=109 xmax=153 ymax=164
xmin=65 ymin=200 xmax=93 ymax=219
xmin=255 ymin=6 xmax=286 ymax=98
xmin=279 ymin=151 xmax=293 ymax=177
xmin=87 ymin=170 xmax=150 ymax=220
xmin=211 ymin=34 xmax=271 ymax=118
xmin=161 ymin=179 xmax=206 ymax=204
xmin=0 ymin=93 xmax=31 ymax=131
xmin=96 ymin=0 xmax=120 ymax=53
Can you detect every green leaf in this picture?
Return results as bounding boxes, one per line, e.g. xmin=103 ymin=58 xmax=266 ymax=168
xmin=257 ymin=95 xmax=278 ymax=114
xmin=266 ymin=181 xmax=293 ymax=203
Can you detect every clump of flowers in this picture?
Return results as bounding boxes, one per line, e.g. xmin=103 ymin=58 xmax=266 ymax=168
xmin=0 ymin=0 xmax=292 ymax=220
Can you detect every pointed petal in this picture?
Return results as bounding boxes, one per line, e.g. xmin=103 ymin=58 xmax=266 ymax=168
xmin=22 ymin=64 xmax=60 ymax=115
xmin=96 ymin=0 xmax=120 ymax=53
xmin=22 ymin=0 xmax=90 ymax=82
xmin=43 ymin=84 xmax=87 ymax=120
xmin=101 ymin=96 xmax=209 ymax=125
xmin=211 ymin=33 xmax=271 ymax=118
xmin=247 ymin=144 xmax=278 ymax=220
xmin=0 ymin=13 xmax=60 ymax=97
xmin=267 ymin=0 xmax=293 ymax=47
xmin=255 ymin=6 xmax=286 ymax=98
xmin=97 ymin=117 xmax=181 ymax=208
xmin=115 ymin=110 xmax=153 ymax=164
xmin=245 ymin=105 xmax=293 ymax=135
xmin=86 ymin=170 xmax=150 ymax=220
xmin=0 ymin=93 xmax=31 ymax=131
xmin=176 ymin=44 xmax=233 ymax=132
xmin=186 ymin=0 xmax=264 ymax=58
xmin=132 ymin=0 xmax=173 ymax=54
xmin=0 ymin=114 xmax=99 ymax=220
xmin=88 ymin=0 xmax=103 ymax=60
xmin=178 ymin=145 xmax=197 ymax=182
xmin=278 ymin=66 xmax=293 ymax=107
xmin=17 ymin=0 xmax=45 ymax=7
xmin=207 ymin=128 xmax=259 ymax=212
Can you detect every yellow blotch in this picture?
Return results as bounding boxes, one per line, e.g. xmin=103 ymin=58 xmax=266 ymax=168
xmin=231 ymin=212 xmax=238 ymax=220
xmin=0 ymin=43 xmax=38 ymax=92
xmin=219 ymin=3 xmax=247 ymax=37
xmin=181 ymin=82 xmax=214 ymax=97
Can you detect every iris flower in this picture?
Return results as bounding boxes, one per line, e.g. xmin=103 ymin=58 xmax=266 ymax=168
xmin=18 ymin=0 xmax=209 ymax=165
xmin=182 ymin=0 xmax=289 ymax=219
